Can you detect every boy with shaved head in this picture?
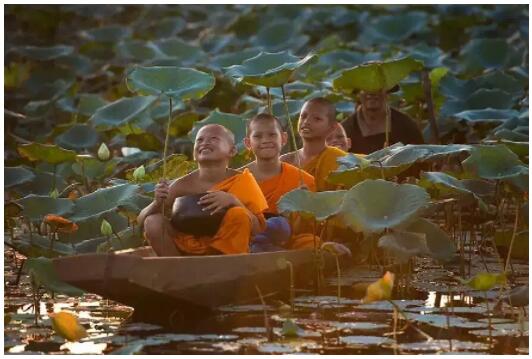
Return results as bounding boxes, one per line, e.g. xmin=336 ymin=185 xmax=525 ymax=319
xmin=138 ymin=124 xmax=268 ymax=256
xmin=243 ymin=113 xmax=317 ymax=252
xmin=280 ymin=97 xmax=347 ymax=191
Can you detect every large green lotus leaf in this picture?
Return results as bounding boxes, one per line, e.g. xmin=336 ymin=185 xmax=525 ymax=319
xmin=16 ymin=45 xmax=74 ymax=61
xmin=452 ymin=108 xmax=519 ymax=125
xmin=126 ymin=66 xmax=215 ymax=101
xmin=277 ymin=189 xmax=346 ymax=221
xmin=460 ymin=38 xmax=522 ymax=70
xmin=89 ymin=95 xmax=157 ymax=129
xmin=6 ymin=233 xmax=74 ymax=258
xmin=318 ymin=50 xmax=378 ymax=72
xmin=150 ymin=99 xmax=185 ymax=122
xmin=407 ymin=44 xmax=447 ymax=68
xmin=378 ymin=230 xmax=429 ymax=263
xmin=495 ymin=140 xmax=528 ymax=158
xmin=125 ymin=154 xmax=196 ymax=183
xmin=115 ymin=40 xmax=163 ymax=61
xmin=5 ymin=166 xmax=36 ymax=189
xmin=360 ymin=12 xmax=428 ymax=43
xmin=462 ymin=144 xmax=528 ymax=180
xmin=57 ymin=93 xmax=109 ymax=116
xmin=475 ymin=71 xmax=524 ymax=96
xmin=23 ymin=67 xmax=75 ymax=98
xmin=224 ymin=51 xmax=317 ymax=88
xmin=72 ymin=156 xmax=119 ymax=181
xmin=18 ymin=143 xmax=77 ymax=164
xmin=144 ymin=17 xmax=186 ymax=38
xmin=80 ymin=25 xmax=131 ymax=43
xmin=465 ymin=89 xmax=515 ymax=110
xmin=418 ymin=172 xmax=488 ymax=211
xmin=253 ymin=20 xmax=309 ymax=53
xmin=64 ymin=211 xmax=129 ymax=243
xmin=55 ymin=124 xmax=100 ymax=150
xmin=402 ymin=218 xmax=456 ymax=262
xmin=328 ymin=153 xmax=411 ymax=187
xmin=69 ymin=184 xmax=144 ymax=222
xmin=154 ymin=38 xmax=204 ymax=64
xmin=210 ymin=48 xmax=261 ymax=71
xmin=381 ymin=144 xmax=472 ymax=167
xmin=118 ymin=150 xmax=159 ymax=166
xmin=338 ymin=179 xmax=430 ymax=233
xmin=17 ymin=195 xmax=74 ymax=222
xmin=189 ymin=109 xmax=247 ymax=150
xmin=168 ymin=111 xmax=200 ymax=137
xmin=25 ymin=257 xmax=84 ymax=296
xmin=56 ymin=53 xmax=94 ymax=76
xmin=492 ymin=128 xmax=529 ymax=142
xmin=332 ymin=57 xmax=424 ymax=93
xmin=17 ymin=171 xmax=68 ymax=196
xmin=126 ymin=133 xmax=163 ymax=151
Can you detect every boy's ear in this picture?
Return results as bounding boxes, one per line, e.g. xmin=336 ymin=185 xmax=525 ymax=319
xmin=229 ymin=144 xmax=238 ymax=158
xmin=281 ymin=131 xmax=288 ymax=146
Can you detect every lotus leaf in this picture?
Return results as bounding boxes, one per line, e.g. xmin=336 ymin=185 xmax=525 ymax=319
xmin=89 ymin=95 xmax=157 ymax=129
xmin=18 ymin=143 xmax=77 ymax=164
xmin=463 ymin=272 xmax=506 ymax=291
xmin=462 ymin=144 xmax=528 ymax=180
xmin=460 ymin=38 xmax=522 ymax=70
xmin=332 ymin=57 xmax=424 ymax=93
xmin=224 ymin=51 xmax=317 ymax=88
xmin=378 ymin=230 xmax=429 ymax=263
xmin=55 ymin=124 xmax=100 ymax=150
xmin=24 ymin=257 xmax=84 ymax=296
xmin=277 ymin=189 xmax=346 ymax=221
xmin=381 ymin=144 xmax=472 ymax=167
xmin=401 ymin=217 xmax=456 ymax=262
xmin=16 ymin=45 xmax=74 ymax=61
xmin=17 ymin=195 xmax=74 ymax=222
xmin=360 ymin=11 xmax=428 ymax=43
xmin=80 ymin=25 xmax=131 ymax=43
xmin=189 ymin=109 xmax=247 ymax=150
xmin=125 ymin=154 xmax=196 ymax=183
xmin=5 ymin=166 xmax=36 ymax=189
xmin=338 ymin=179 xmax=429 ymax=233
xmin=126 ymin=66 xmax=215 ymax=101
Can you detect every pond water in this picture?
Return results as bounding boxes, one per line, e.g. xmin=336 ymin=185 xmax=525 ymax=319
xmin=4 ymin=247 xmax=528 ymax=355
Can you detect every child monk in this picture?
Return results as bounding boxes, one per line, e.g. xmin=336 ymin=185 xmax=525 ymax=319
xmin=138 ymin=124 xmax=268 ymax=256
xmin=326 ymin=121 xmax=352 ymax=152
xmin=242 ymin=113 xmax=317 ymax=252
xmin=280 ymin=97 xmax=347 ymax=191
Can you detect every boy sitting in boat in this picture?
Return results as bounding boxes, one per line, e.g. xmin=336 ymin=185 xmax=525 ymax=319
xmin=242 ymin=113 xmax=318 ymax=252
xmin=138 ymin=124 xmax=268 ymax=256
xmin=280 ymin=97 xmax=347 ymax=191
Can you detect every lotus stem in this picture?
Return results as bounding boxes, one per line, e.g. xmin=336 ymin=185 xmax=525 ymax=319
xmin=387 ymin=299 xmax=433 ymax=341
xmin=334 ymin=255 xmax=341 ymax=305
xmin=446 ymin=283 xmax=453 ymax=351
xmin=255 ymin=285 xmax=273 ymax=341
xmin=284 ymin=260 xmax=295 ymax=313
xmin=504 ymin=200 xmax=520 ymax=275
xmin=392 ymin=306 xmax=398 ymax=354
xmin=422 ymin=69 xmax=441 ymax=144
xmin=458 ymin=207 xmax=465 ymax=278
xmin=384 ymin=101 xmax=390 ymax=148
xmin=266 ymin=87 xmax=272 ymax=114
xmin=370 ymin=160 xmax=385 ymax=180
xmin=162 ymin=96 xmax=173 ymax=181
xmin=281 ymin=85 xmax=302 ymax=168
xmin=484 ymin=290 xmax=493 ymax=347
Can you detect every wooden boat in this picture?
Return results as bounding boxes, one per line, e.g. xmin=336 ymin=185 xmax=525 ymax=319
xmin=52 ymin=246 xmax=340 ymax=324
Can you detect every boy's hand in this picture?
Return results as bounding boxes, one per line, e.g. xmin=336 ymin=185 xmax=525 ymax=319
xmin=154 ymin=180 xmax=170 ymax=206
xmin=198 ymin=191 xmax=240 ymax=215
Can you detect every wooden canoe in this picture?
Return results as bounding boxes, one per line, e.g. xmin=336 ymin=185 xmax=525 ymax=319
xmin=52 ymin=246 xmax=338 ymax=321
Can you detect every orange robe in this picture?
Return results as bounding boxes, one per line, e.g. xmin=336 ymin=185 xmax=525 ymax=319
xmin=257 ymin=162 xmax=319 ymax=250
xmin=173 ymin=169 xmax=268 ymax=255
xmin=303 ymin=146 xmax=347 ymax=191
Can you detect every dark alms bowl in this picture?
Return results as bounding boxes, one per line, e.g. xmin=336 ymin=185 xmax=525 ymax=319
xmin=171 ymin=193 xmax=227 ymax=237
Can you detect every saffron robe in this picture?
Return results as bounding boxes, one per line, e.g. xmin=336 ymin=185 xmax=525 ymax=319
xmin=302 ymin=146 xmax=347 ymax=191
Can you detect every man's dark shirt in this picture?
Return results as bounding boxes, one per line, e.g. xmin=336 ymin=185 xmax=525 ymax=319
xmin=341 ymin=108 xmax=424 ymax=154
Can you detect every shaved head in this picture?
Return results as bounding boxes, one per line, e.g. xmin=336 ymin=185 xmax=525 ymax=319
xmin=197 ymin=124 xmax=235 ymax=145
xmin=305 ymin=97 xmax=336 ymax=124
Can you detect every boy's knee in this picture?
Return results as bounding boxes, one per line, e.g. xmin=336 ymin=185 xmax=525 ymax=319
xmin=144 ymin=214 xmax=164 ymax=234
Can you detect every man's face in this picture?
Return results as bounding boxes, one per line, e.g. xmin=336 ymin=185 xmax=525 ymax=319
xmin=326 ymin=125 xmax=351 ymax=152
xmin=298 ymin=102 xmax=334 ymax=140
xmin=360 ymin=91 xmax=387 ymax=112
xmin=194 ymin=126 xmax=235 ymax=163
xmin=245 ymin=120 xmax=287 ymax=160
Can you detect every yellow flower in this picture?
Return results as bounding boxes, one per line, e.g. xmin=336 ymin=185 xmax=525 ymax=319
xmin=49 ymin=311 xmax=87 ymax=342
xmin=362 ymin=271 xmax=395 ymax=303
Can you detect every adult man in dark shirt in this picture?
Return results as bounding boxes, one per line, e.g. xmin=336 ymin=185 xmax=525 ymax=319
xmin=341 ymin=90 xmax=424 ymax=154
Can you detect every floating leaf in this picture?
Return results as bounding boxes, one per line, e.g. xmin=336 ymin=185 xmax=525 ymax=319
xmin=332 ymin=57 xmax=423 ymax=93
xmin=18 ymin=143 xmax=77 ymax=164
xmin=278 ymin=189 xmax=346 ymax=221
xmin=25 ymin=257 xmax=84 ymax=296
xmin=462 ymin=144 xmax=528 ymax=180
xmin=404 ymin=313 xmax=486 ymax=329
xmin=224 ymin=51 xmax=316 ymax=88
xmin=339 ymin=335 xmax=394 ymax=346
xmin=463 ymin=272 xmax=506 ymax=291
xmin=89 ymin=96 xmax=157 ymax=129
xmin=80 ymin=25 xmax=131 ymax=43
xmin=49 ymin=312 xmax=87 ymax=342
xmin=16 ymin=45 xmax=74 ymax=61
xmin=338 ymin=179 xmax=429 ymax=233
xmin=126 ymin=66 xmax=215 ymax=101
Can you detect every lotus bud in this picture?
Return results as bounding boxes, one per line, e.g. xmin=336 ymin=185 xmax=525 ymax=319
xmin=132 ymin=165 xmax=146 ymax=182
xmin=97 ymin=142 xmax=110 ymax=161
xmin=49 ymin=188 xmax=59 ymax=199
xmin=100 ymin=219 xmax=113 ymax=237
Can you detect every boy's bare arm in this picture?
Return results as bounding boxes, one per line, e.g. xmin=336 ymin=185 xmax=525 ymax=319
xmin=279 ymin=152 xmax=296 ymax=165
